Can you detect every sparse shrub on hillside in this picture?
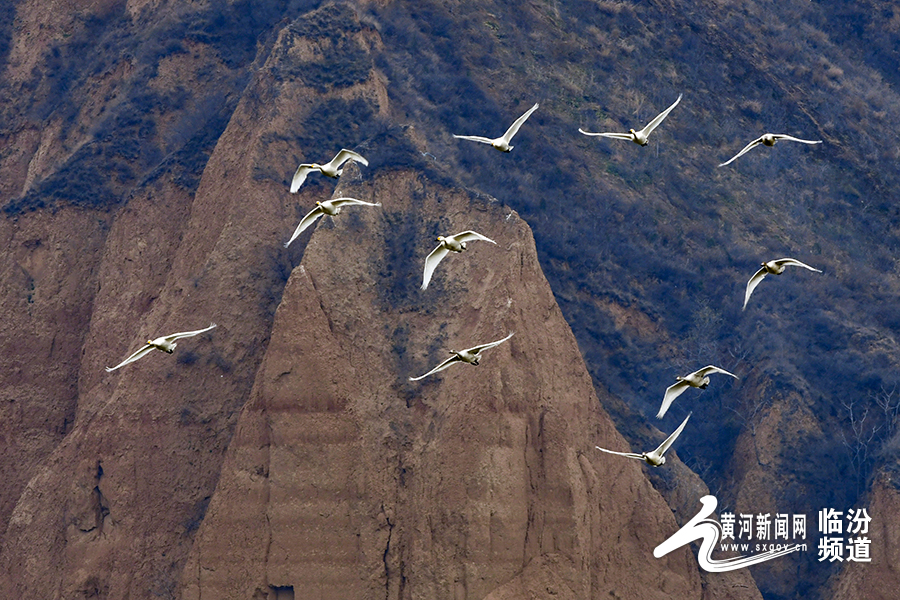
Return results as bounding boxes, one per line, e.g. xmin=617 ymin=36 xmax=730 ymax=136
xmin=361 ymin=127 xmax=442 ymax=178
xmin=376 ymin=2 xmax=496 ymax=127
xmin=4 ymin=0 xmax=330 ymax=215
xmin=176 ymin=351 xmax=199 ymax=366
xmin=168 ymin=106 xmax=235 ymax=191
xmin=98 ymin=104 xmax=158 ymax=162
xmin=4 ymin=144 xmax=118 ymax=214
xmin=5 ymin=92 xmax=168 ymax=213
xmin=363 ymin=12 xmax=900 ymax=575
xmin=274 ymin=4 xmax=373 ymax=91
xmin=0 ymin=2 xmax=18 ymax=75
xmin=873 ymin=301 xmax=900 ymax=331
xmin=293 ymin=97 xmax=378 ymax=160
xmin=289 ymin=3 xmax=361 ymax=40
xmin=182 ymin=0 xmax=316 ymax=68
xmin=390 ymin=322 xmax=410 ymax=365
xmin=34 ymin=10 xmax=129 ymax=120
xmin=377 ymin=207 xmax=436 ymax=312
xmin=841 ymin=395 xmax=882 ymax=496
xmin=296 ymin=42 xmax=371 ymax=92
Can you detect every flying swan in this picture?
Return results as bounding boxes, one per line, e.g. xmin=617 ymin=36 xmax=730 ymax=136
xmin=579 ymin=93 xmax=682 ymax=146
xmin=105 ymin=323 xmax=217 ymax=372
xmin=657 ymin=366 xmax=737 ymax=419
xmin=718 ymin=134 xmax=822 ymax=167
xmin=290 ymin=149 xmax=369 ymax=193
xmin=596 ymin=412 xmax=691 ymax=467
xmin=453 ymin=103 xmax=539 ymax=152
xmin=421 ymin=230 xmax=497 ymax=290
xmin=284 ymin=197 xmax=382 ymax=247
xmin=743 ymin=258 xmax=822 ymax=310
xmin=409 ymin=332 xmax=514 ymax=381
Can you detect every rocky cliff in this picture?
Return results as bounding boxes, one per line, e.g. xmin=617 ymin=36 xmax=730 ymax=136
xmin=0 ymin=4 xmax=712 ymax=598
xmin=178 ymin=162 xmax=712 ymax=599
xmin=1 ymin=1 xmax=899 ymax=599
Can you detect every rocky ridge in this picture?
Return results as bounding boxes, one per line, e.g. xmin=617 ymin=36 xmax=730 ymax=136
xmin=1 ymin=1 xmax=899 ymax=599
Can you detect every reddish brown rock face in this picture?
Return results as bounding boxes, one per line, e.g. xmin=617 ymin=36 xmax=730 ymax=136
xmin=178 ymin=168 xmax=702 ymax=600
xmin=4 ymin=1 xmax=900 ymax=599
xmin=830 ymin=473 xmax=900 ymax=600
xmin=0 ymin=4 xmax=706 ymax=596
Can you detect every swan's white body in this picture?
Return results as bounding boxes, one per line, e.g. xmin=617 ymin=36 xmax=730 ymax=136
xmin=290 ymin=149 xmax=368 ymax=193
xmin=743 ymin=258 xmax=822 ymax=310
xmin=718 ymin=134 xmax=821 ymax=167
xmin=596 ymin=412 xmax=691 ymax=467
xmin=657 ymin=365 xmax=737 ymax=419
xmin=579 ymin=93 xmax=682 ymax=146
xmin=409 ymin=333 xmax=514 ymax=381
xmin=453 ymin=103 xmax=539 ymax=152
xmin=421 ymin=230 xmax=497 ymax=290
xmin=284 ymin=197 xmax=382 ymax=247
xmin=105 ymin=323 xmax=217 ymax=372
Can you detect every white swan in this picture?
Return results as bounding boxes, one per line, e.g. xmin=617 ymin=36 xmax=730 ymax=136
xmin=579 ymin=93 xmax=682 ymax=146
xmin=743 ymin=258 xmax=822 ymax=310
xmin=284 ymin=197 xmax=382 ymax=247
xmin=105 ymin=323 xmax=217 ymax=372
xmin=453 ymin=103 xmax=539 ymax=152
xmin=657 ymin=366 xmax=737 ymax=419
xmin=290 ymin=149 xmax=368 ymax=193
xmin=718 ymin=134 xmax=821 ymax=167
xmin=421 ymin=230 xmax=497 ymax=290
xmin=409 ymin=333 xmax=514 ymax=381
xmin=596 ymin=412 xmax=691 ymax=467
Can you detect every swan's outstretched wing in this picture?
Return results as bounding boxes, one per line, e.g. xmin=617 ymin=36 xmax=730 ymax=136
xmin=771 ymin=135 xmax=822 ymax=145
xmin=409 ymin=355 xmax=463 ymax=381
xmin=501 ymin=103 xmax=539 ymax=144
xmin=637 ymin=93 xmax=682 ymax=137
xmin=326 ymin=148 xmax=369 ymax=170
xmin=657 ymin=380 xmax=690 ymax=419
xmin=452 ymin=134 xmax=497 ymax=145
xmin=290 ymin=164 xmax=316 ymax=193
xmin=284 ymin=205 xmax=325 ymax=247
xmin=329 ymin=197 xmax=382 ymax=209
xmin=595 ymin=446 xmax=644 ymax=460
xmin=742 ymin=266 xmax=769 ymax=310
xmin=718 ymin=137 xmax=765 ymax=167
xmin=164 ymin=323 xmax=218 ymax=343
xmin=467 ymin=332 xmax=515 ymax=355
xmin=421 ymin=246 xmax=451 ymax=290
xmin=578 ymin=129 xmax=633 ymax=140
xmin=695 ymin=365 xmax=738 ymax=380
xmin=774 ymin=258 xmax=822 ymax=272
xmin=655 ymin=412 xmax=692 ymax=457
xmin=453 ymin=230 xmax=497 ymax=245
xmin=106 ymin=344 xmax=155 ymax=372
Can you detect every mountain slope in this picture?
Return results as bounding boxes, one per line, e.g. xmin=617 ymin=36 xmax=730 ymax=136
xmin=178 ymin=160 xmax=706 ymax=600
xmin=1 ymin=1 xmax=899 ymax=599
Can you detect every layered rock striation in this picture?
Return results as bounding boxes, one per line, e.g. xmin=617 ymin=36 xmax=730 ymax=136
xmin=2 ymin=1 xmax=899 ymax=599
xmin=178 ymin=164 xmax=705 ymax=599
xmin=1 ymin=4 xmax=710 ymax=598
